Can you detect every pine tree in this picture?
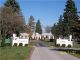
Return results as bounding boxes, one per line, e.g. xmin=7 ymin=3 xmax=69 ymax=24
xmin=51 ymin=15 xmax=64 ymax=38
xmin=4 ymin=0 xmax=20 ymax=13
xmin=63 ymin=0 xmax=78 ymax=37
xmin=72 ymin=17 xmax=80 ymax=43
xmin=35 ymin=20 xmax=42 ymax=34
xmin=57 ymin=15 xmax=64 ymax=37
xmin=51 ymin=24 xmax=59 ymax=38
xmin=28 ymin=16 xmax=35 ymax=34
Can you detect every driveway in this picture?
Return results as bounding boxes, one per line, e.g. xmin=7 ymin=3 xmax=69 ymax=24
xmin=30 ymin=46 xmax=80 ymax=60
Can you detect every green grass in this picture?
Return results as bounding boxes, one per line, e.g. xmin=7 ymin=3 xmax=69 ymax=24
xmin=73 ymin=42 xmax=80 ymax=48
xmin=71 ymin=53 xmax=80 ymax=58
xmin=0 ymin=47 xmax=32 ymax=60
xmin=67 ymin=52 xmax=80 ymax=58
xmin=41 ymin=40 xmax=55 ymax=47
xmin=29 ymin=40 xmax=37 ymax=46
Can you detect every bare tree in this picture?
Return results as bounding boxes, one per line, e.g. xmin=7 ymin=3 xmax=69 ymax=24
xmin=45 ymin=26 xmax=51 ymax=33
xmin=0 ymin=7 xmax=15 ymax=38
xmin=0 ymin=6 xmax=25 ymax=38
xmin=24 ymin=25 xmax=31 ymax=34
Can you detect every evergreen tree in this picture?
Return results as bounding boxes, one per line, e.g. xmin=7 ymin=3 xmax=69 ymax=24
xmin=63 ymin=0 xmax=78 ymax=37
xmin=72 ymin=17 xmax=80 ymax=43
xmin=4 ymin=0 xmax=20 ymax=13
xmin=57 ymin=15 xmax=65 ymax=37
xmin=51 ymin=15 xmax=64 ymax=38
xmin=35 ymin=20 xmax=42 ymax=34
xmin=51 ymin=24 xmax=59 ymax=38
xmin=28 ymin=16 xmax=35 ymax=34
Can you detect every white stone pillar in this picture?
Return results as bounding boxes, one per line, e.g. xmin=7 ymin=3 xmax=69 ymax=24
xmin=69 ymin=35 xmax=72 ymax=41
xmin=23 ymin=43 xmax=25 ymax=46
xmin=17 ymin=43 xmax=19 ymax=46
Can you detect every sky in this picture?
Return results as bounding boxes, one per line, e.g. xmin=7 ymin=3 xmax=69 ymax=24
xmin=0 ymin=0 xmax=80 ymax=31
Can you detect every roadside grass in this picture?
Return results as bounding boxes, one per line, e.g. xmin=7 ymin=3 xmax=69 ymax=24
xmin=68 ymin=42 xmax=80 ymax=58
xmin=73 ymin=42 xmax=80 ymax=48
xmin=41 ymin=40 xmax=80 ymax=58
xmin=0 ymin=46 xmax=32 ymax=60
xmin=69 ymin=53 xmax=80 ymax=58
xmin=40 ymin=40 xmax=55 ymax=47
xmin=29 ymin=40 xmax=37 ymax=46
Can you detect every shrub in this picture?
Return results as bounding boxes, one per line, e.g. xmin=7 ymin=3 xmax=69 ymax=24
xmin=19 ymin=43 xmax=23 ymax=46
xmin=14 ymin=43 xmax=17 ymax=46
xmin=75 ymin=50 xmax=80 ymax=54
xmin=5 ymin=43 xmax=11 ymax=46
xmin=25 ymin=44 xmax=28 ymax=47
xmin=53 ymin=39 xmax=56 ymax=46
xmin=1 ymin=39 xmax=5 ymax=47
xmin=50 ymin=39 xmax=53 ymax=42
xmin=62 ymin=44 xmax=66 ymax=47
xmin=56 ymin=44 xmax=60 ymax=47
xmin=67 ymin=44 xmax=71 ymax=48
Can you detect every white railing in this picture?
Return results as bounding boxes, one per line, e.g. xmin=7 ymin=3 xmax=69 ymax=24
xmin=12 ymin=33 xmax=29 ymax=46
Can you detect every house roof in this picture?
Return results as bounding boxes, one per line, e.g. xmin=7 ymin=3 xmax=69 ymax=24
xmin=42 ymin=32 xmax=53 ymax=36
xmin=20 ymin=33 xmax=29 ymax=36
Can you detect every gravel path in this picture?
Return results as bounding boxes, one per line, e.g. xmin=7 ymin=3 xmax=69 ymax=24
xmin=30 ymin=47 xmax=80 ymax=60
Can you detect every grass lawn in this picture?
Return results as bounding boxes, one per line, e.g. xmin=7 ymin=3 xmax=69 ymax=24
xmin=69 ymin=53 xmax=80 ymax=58
xmin=40 ymin=40 xmax=55 ymax=47
xmin=0 ymin=46 xmax=32 ymax=60
xmin=73 ymin=42 xmax=80 ymax=48
xmin=66 ymin=51 xmax=80 ymax=58
xmin=73 ymin=42 xmax=80 ymax=58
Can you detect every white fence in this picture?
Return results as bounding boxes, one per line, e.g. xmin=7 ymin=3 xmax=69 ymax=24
xmin=56 ymin=35 xmax=73 ymax=47
xmin=56 ymin=38 xmax=73 ymax=47
xmin=12 ymin=33 xmax=29 ymax=46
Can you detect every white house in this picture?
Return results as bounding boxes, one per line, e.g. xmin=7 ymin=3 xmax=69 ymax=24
xmin=31 ymin=32 xmax=54 ymax=40
xmin=32 ymin=33 xmax=41 ymax=40
xmin=42 ymin=32 xmax=54 ymax=40
xmin=12 ymin=33 xmax=29 ymax=46
xmin=56 ymin=35 xmax=73 ymax=47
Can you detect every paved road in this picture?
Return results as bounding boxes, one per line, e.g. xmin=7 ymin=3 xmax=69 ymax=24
xmin=30 ymin=46 xmax=80 ymax=60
